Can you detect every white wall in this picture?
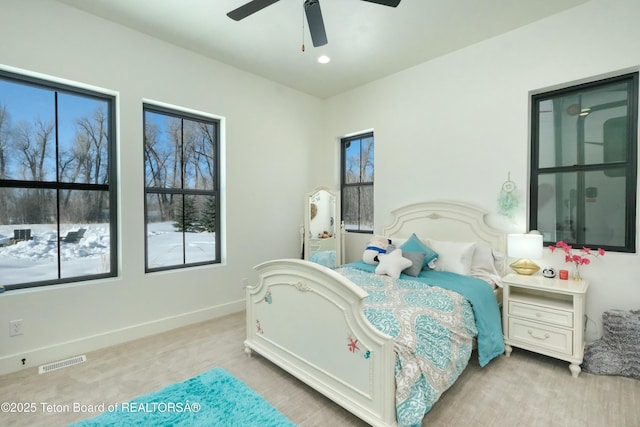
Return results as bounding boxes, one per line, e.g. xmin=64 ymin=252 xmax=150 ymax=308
xmin=323 ymin=0 xmax=640 ymax=341
xmin=0 ymin=1 xmax=322 ymax=375
xmin=2 ymin=0 xmax=640 ymax=376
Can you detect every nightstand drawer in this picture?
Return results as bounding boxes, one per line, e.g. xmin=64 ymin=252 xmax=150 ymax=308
xmin=508 ymin=318 xmax=573 ymax=355
xmin=508 ymin=301 xmax=573 ymax=327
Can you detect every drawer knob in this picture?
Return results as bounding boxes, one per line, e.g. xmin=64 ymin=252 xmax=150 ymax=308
xmin=527 ymin=329 xmax=550 ymax=340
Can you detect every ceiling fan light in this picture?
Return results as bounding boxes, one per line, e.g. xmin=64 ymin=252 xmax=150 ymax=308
xmin=318 ymin=55 xmax=330 ymax=64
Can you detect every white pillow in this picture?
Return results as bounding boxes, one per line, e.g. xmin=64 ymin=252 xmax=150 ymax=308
xmin=428 ymin=240 xmax=476 ymax=275
xmin=471 ymin=245 xmax=506 ymax=287
xmin=375 ymin=249 xmax=412 ymax=279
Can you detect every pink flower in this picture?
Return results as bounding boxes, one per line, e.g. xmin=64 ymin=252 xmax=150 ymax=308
xmin=549 ymin=241 xmax=604 ymax=269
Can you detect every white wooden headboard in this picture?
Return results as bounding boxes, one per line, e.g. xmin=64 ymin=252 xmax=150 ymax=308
xmin=381 ymin=200 xmax=506 ymax=253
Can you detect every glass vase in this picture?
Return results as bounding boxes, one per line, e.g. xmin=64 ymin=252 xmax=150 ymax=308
xmin=572 ymin=264 xmax=582 ymax=281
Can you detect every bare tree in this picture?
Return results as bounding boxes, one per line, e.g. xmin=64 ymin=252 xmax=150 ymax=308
xmin=75 ymin=107 xmax=108 ymax=185
xmin=183 ymin=120 xmax=213 ymax=189
xmin=344 ymin=138 xmax=374 ymax=229
xmin=76 ymin=107 xmax=109 ymax=221
xmin=360 ymin=139 xmax=374 ymax=182
xmin=10 ymin=118 xmax=55 ymax=223
xmin=144 ymin=120 xmax=173 ymax=220
xmin=0 ymin=105 xmax=11 ymax=223
xmin=144 ymin=121 xmax=165 ymax=187
xmin=191 ymin=122 xmax=216 ymax=189
xmin=0 ymin=104 xmax=10 ymax=179
xmin=183 ymin=122 xmax=197 ymax=188
xmin=55 ymin=106 xmax=110 ymax=222
xmin=14 ymin=118 xmax=54 ymax=181
xmin=143 ymin=115 xmax=216 ymax=225
xmin=167 ymin=117 xmax=182 ymax=189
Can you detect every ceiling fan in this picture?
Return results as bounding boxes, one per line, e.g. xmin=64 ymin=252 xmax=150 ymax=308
xmin=227 ymin=0 xmax=401 ymax=48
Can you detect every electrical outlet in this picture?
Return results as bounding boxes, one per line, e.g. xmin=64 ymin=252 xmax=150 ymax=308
xmin=10 ymin=319 xmax=23 ymax=337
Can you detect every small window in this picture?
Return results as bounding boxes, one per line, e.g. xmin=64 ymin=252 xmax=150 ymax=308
xmin=143 ymin=103 xmax=220 ymax=271
xmin=530 ymin=72 xmax=638 ymax=252
xmin=0 ymin=70 xmax=117 ymax=289
xmin=341 ymin=132 xmax=374 ymax=233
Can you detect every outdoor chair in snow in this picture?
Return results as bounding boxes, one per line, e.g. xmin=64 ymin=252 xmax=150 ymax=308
xmin=13 ymin=229 xmax=32 ymax=242
xmin=60 ymin=228 xmax=86 ymax=244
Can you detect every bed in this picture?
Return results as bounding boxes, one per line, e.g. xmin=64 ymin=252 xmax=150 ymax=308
xmin=244 ymin=201 xmax=506 ymax=427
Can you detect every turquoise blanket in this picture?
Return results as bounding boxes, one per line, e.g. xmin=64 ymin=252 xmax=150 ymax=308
xmin=337 ymin=264 xmax=477 ymax=427
xmin=345 ymin=261 xmax=504 ymax=367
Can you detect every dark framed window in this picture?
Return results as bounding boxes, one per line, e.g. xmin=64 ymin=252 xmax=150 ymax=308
xmin=0 ymin=70 xmax=117 ymax=290
xmin=143 ymin=104 xmax=220 ymax=271
xmin=530 ymin=72 xmax=638 ymax=252
xmin=341 ymin=132 xmax=374 ymax=233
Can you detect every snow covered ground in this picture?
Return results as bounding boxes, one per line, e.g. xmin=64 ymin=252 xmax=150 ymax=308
xmin=0 ymin=222 xmax=216 ymax=286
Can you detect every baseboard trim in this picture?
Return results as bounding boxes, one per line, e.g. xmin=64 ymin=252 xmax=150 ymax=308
xmin=0 ymin=299 xmax=244 ymax=376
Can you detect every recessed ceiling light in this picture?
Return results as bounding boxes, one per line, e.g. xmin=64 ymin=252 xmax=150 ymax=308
xmin=317 ymin=55 xmax=330 ymax=64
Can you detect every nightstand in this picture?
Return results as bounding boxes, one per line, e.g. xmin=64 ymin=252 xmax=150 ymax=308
xmin=502 ymin=273 xmax=589 ymax=378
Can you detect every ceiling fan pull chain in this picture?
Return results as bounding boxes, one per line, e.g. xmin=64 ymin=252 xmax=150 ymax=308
xmin=301 ymin=2 xmax=305 ymax=52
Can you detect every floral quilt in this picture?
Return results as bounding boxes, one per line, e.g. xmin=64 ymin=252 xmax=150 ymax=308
xmin=335 ymin=266 xmax=481 ymax=427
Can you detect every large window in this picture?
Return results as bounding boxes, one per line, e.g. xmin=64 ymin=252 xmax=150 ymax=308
xmin=530 ymin=72 xmax=638 ymax=252
xmin=143 ymin=104 xmax=220 ymax=271
xmin=0 ymin=70 xmax=117 ymax=289
xmin=341 ymin=132 xmax=374 ymax=233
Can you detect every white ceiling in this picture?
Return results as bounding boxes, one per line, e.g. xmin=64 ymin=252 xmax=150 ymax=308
xmin=57 ymin=0 xmax=587 ymax=99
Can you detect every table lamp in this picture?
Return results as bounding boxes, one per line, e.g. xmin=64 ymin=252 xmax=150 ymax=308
xmin=507 ymin=232 xmax=543 ymax=275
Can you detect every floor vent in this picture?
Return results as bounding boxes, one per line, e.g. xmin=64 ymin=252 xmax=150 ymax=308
xmin=38 ymin=355 xmax=87 ymax=374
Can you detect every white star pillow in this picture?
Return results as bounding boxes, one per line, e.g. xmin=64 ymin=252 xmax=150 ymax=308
xmin=375 ymin=249 xmax=412 ymax=279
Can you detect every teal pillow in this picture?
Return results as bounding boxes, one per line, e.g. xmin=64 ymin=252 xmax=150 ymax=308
xmin=399 ymin=233 xmax=438 ymax=269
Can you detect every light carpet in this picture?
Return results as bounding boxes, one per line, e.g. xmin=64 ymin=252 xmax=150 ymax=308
xmin=69 ymin=367 xmax=297 ymax=427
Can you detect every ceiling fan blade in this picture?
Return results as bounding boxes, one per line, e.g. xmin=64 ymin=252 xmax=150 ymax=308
xmin=304 ymin=0 xmax=327 ymax=47
xmin=360 ymin=0 xmax=401 ymax=7
xmin=227 ymin=0 xmax=280 ymax=21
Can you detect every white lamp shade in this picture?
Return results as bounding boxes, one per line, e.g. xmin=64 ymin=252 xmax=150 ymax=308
xmin=507 ymin=233 xmax=543 ymax=260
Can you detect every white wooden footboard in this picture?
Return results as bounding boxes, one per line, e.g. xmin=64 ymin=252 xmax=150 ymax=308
xmin=245 ymin=259 xmax=397 ymax=427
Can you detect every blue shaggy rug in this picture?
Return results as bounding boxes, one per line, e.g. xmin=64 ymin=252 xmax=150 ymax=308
xmin=70 ymin=367 xmax=297 ymax=426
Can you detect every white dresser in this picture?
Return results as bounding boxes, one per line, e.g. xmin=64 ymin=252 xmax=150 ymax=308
xmin=502 ymin=273 xmax=589 ymax=378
